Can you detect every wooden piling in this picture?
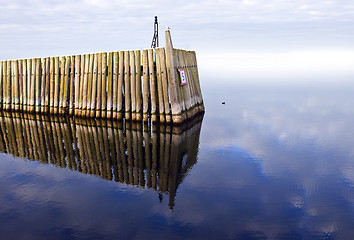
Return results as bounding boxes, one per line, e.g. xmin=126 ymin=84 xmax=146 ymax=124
xmin=112 ymin=52 xmax=119 ymax=119
xmin=106 ymin=52 xmax=113 ymax=119
xmin=59 ymin=57 xmax=66 ymax=115
xmin=49 ymin=57 xmax=55 ymax=114
xmin=148 ymin=49 xmax=158 ymax=122
xmin=35 ymin=58 xmax=41 ymax=113
xmin=86 ymin=54 xmax=94 ymax=118
xmin=18 ymin=60 xmax=23 ymax=111
xmin=142 ymin=50 xmax=149 ymax=122
xmin=155 ymin=49 xmax=165 ymax=123
xmin=28 ymin=58 xmax=35 ymax=113
xmin=77 ymin=54 xmax=85 ymax=117
xmin=89 ymin=53 xmax=98 ymax=118
xmin=124 ymin=51 xmax=131 ymax=120
xmin=0 ymin=61 xmax=3 ymax=109
xmin=191 ymin=51 xmax=204 ymax=112
xmin=1 ymin=62 xmax=4 ymax=110
xmin=157 ymin=47 xmax=171 ymax=123
xmin=188 ymin=50 xmax=203 ymax=116
xmin=13 ymin=60 xmax=20 ymax=111
xmin=53 ymin=57 xmax=60 ymax=115
xmin=81 ymin=54 xmax=89 ymax=117
xmin=5 ymin=60 xmax=11 ymax=111
xmin=63 ymin=56 xmax=71 ymax=115
xmin=95 ymin=53 xmax=102 ymax=118
xmin=101 ymin=52 xmax=107 ymax=118
xmin=117 ymin=51 xmax=124 ymax=119
xmin=22 ymin=60 xmax=27 ymax=112
xmin=176 ymin=49 xmax=192 ymax=119
xmin=165 ymin=29 xmax=185 ymax=124
xmin=184 ymin=51 xmax=197 ymax=112
xmin=135 ymin=50 xmax=142 ymax=122
xmin=43 ymin=57 xmax=50 ymax=114
xmin=40 ymin=58 xmax=46 ymax=113
xmin=10 ymin=61 xmax=15 ymax=111
xmin=129 ymin=51 xmax=136 ymax=121
xmin=185 ymin=50 xmax=200 ymax=117
xmin=74 ymin=55 xmax=81 ymax=116
xmin=69 ymin=56 xmax=75 ymax=116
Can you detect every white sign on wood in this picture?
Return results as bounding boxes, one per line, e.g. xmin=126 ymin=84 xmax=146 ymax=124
xmin=178 ymin=69 xmax=187 ymax=86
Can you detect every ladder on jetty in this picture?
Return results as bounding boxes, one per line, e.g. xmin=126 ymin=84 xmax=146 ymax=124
xmin=0 ymin=29 xmax=204 ymax=125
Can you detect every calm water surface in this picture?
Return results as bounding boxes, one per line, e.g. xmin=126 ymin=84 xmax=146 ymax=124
xmin=0 ymin=80 xmax=353 ymax=240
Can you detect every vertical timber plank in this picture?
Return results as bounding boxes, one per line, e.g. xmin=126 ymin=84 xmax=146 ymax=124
xmin=53 ymin=57 xmax=60 ymax=115
xmin=124 ymin=51 xmax=131 ymax=120
xmin=117 ymin=51 xmax=124 ymax=120
xmin=95 ymin=53 xmax=102 ymax=118
xmin=142 ymin=50 xmax=149 ymax=122
xmin=35 ymin=58 xmax=41 ymax=113
xmin=74 ymin=55 xmax=81 ymax=117
xmin=69 ymin=56 xmax=75 ymax=116
xmin=155 ymin=48 xmax=165 ymax=123
xmin=90 ymin=53 xmax=98 ymax=118
xmin=159 ymin=48 xmax=171 ymax=123
xmin=112 ymin=52 xmax=118 ymax=119
xmin=101 ymin=52 xmax=107 ymax=118
xmin=148 ymin=49 xmax=158 ymax=122
xmin=106 ymin=52 xmax=113 ymax=119
xmin=165 ymin=29 xmax=185 ymax=124
xmin=129 ymin=50 xmax=136 ymax=121
xmin=135 ymin=50 xmax=142 ymax=122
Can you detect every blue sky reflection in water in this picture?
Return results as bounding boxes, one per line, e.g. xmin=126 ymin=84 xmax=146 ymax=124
xmin=0 ymin=79 xmax=353 ymax=239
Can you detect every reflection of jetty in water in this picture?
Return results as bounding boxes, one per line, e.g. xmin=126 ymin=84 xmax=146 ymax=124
xmin=0 ymin=112 xmax=203 ymax=209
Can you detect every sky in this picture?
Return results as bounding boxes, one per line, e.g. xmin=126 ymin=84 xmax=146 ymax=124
xmin=0 ymin=0 xmax=353 ymax=82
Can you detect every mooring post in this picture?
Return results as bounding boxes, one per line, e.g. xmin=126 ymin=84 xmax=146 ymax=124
xmin=165 ymin=28 xmax=185 ymax=124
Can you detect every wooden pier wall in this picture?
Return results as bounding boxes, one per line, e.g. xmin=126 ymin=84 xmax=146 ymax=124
xmin=0 ymin=30 xmax=204 ymax=124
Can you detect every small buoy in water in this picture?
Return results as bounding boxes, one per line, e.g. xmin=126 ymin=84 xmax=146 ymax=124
xmin=222 ymin=102 xmax=225 ymax=105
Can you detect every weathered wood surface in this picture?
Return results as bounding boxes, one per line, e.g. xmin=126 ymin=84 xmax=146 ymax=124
xmin=0 ymin=30 xmax=204 ymax=124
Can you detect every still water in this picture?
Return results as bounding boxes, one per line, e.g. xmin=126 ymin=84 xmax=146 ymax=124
xmin=0 ymin=80 xmax=353 ymax=239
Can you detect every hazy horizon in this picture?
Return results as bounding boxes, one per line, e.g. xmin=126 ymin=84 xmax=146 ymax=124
xmin=0 ymin=0 xmax=353 ymax=83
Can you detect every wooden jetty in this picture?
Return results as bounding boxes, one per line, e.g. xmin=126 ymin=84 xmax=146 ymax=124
xmin=0 ymin=112 xmax=203 ymax=209
xmin=0 ymin=29 xmax=204 ymax=125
